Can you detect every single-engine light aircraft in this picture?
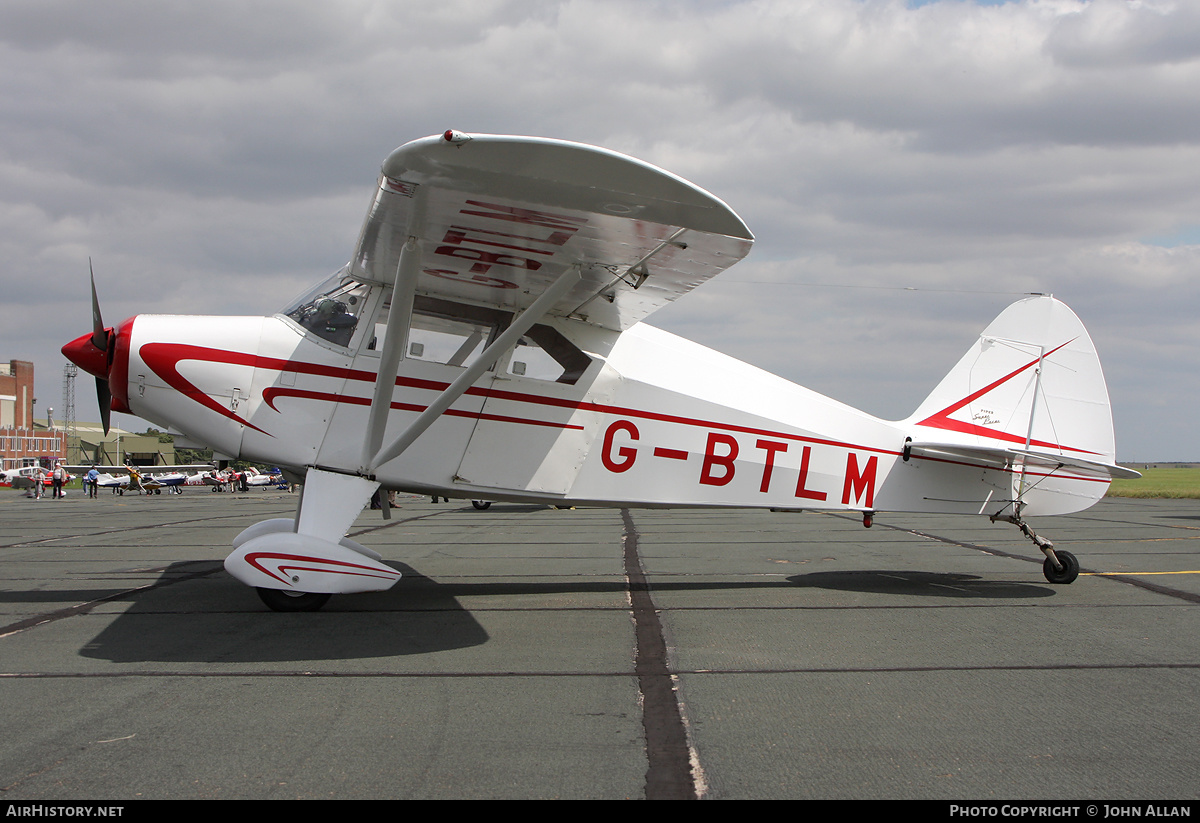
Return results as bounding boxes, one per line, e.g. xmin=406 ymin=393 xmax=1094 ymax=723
xmin=62 ymin=131 xmax=1138 ymax=611
xmin=0 ymin=465 xmax=57 ymax=489
xmin=66 ymin=462 xmax=216 ymax=495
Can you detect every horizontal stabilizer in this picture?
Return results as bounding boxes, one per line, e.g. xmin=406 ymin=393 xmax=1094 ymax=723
xmin=908 ymin=441 xmax=1141 ymax=481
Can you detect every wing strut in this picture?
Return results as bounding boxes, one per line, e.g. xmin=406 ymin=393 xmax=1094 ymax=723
xmin=365 ymin=263 xmax=584 ymax=475
xmin=362 ymin=235 xmax=420 ymax=472
xmin=566 ymin=227 xmax=689 ymax=320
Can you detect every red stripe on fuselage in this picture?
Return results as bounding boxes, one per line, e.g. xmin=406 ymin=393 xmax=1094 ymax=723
xmin=262 ymin=387 xmax=584 ymax=431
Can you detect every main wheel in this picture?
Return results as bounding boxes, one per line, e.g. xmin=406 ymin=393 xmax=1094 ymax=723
xmin=471 ymin=500 xmax=491 ymax=510
xmin=1043 ymin=550 xmax=1080 ymax=584
xmin=256 ymin=587 xmax=332 ymax=612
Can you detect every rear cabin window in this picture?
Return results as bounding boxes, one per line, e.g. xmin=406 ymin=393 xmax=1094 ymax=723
xmin=366 ymin=294 xmax=589 ymax=384
xmin=506 ymin=324 xmax=591 ymax=384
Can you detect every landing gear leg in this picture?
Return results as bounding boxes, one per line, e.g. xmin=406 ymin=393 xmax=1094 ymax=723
xmin=991 ymin=510 xmax=1080 ymax=584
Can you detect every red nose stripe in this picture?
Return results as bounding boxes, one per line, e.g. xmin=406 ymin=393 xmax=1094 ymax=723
xmin=108 ymin=317 xmax=135 ymax=414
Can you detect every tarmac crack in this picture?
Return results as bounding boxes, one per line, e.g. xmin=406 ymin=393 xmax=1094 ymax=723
xmin=621 ymin=508 xmax=698 ymax=800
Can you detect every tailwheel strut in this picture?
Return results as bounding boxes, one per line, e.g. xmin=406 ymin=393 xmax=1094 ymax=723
xmin=990 ymin=512 xmax=1080 ymax=584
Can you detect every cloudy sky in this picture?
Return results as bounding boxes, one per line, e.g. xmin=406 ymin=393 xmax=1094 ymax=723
xmin=2 ymin=0 xmax=1197 ymax=461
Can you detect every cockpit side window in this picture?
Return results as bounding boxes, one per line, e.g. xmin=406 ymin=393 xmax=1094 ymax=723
xmin=283 ymin=275 xmax=370 ymax=347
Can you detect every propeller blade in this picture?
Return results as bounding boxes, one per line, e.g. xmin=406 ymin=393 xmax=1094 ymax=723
xmin=89 ymin=259 xmax=108 ymax=352
xmin=89 ymin=260 xmax=113 ymax=435
xmin=96 ymin=376 xmax=112 ymax=436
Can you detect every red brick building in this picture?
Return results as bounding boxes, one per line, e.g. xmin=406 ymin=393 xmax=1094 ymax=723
xmin=1 ymin=360 xmax=67 ymax=471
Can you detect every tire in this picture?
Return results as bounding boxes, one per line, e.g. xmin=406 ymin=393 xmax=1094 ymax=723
xmin=256 ymin=587 xmax=332 ymax=612
xmin=471 ymin=500 xmax=491 ymax=510
xmin=1043 ymin=550 xmax=1080 ymax=584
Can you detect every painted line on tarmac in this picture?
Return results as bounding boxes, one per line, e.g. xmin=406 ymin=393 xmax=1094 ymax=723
xmin=827 ymin=512 xmax=1200 ymax=605
xmin=1086 ymin=570 xmax=1200 ymax=576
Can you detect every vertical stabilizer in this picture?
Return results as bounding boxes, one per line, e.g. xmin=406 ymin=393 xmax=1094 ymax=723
xmin=905 ymin=295 xmax=1117 ymax=465
xmin=899 ymin=296 xmax=1134 ymax=516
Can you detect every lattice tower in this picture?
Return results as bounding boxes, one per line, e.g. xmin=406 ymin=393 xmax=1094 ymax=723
xmin=62 ymin=363 xmax=78 ymax=463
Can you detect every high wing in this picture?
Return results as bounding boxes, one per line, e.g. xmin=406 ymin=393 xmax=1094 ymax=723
xmin=350 ymin=131 xmax=754 ymax=331
xmin=66 ymin=464 xmax=216 ymax=475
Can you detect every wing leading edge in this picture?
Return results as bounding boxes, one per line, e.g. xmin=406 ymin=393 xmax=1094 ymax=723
xmin=350 ymin=131 xmax=754 ymax=331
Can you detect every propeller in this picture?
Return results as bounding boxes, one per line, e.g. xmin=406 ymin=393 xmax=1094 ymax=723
xmin=62 ymin=259 xmax=116 ymax=435
xmin=89 ymin=261 xmax=113 ymax=435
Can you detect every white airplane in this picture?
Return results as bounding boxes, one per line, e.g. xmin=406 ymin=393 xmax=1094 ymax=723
xmin=142 ymin=471 xmax=188 ymax=494
xmin=196 ymin=466 xmax=280 ymax=491
xmin=93 ymin=471 xmax=132 ymax=493
xmin=2 ymin=464 xmax=78 ymax=492
xmin=0 ymin=465 xmax=53 ymax=489
xmin=200 ymin=469 xmax=234 ymax=491
xmin=86 ymin=467 xmax=177 ymax=495
xmin=62 ymin=130 xmax=1138 ymax=611
xmin=244 ymin=467 xmax=287 ymax=488
xmin=68 ymin=462 xmax=215 ymax=495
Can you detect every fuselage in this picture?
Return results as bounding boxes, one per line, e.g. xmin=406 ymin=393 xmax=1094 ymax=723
xmin=87 ymin=273 xmax=1102 ymax=517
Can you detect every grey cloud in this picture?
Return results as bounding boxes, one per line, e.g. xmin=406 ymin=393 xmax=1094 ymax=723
xmin=3 ymin=0 xmax=1196 ymax=460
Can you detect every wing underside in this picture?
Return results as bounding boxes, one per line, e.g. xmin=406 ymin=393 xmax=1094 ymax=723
xmin=350 ymin=132 xmax=754 ymax=330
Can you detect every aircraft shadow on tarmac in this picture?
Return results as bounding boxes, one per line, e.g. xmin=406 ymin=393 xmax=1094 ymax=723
xmin=430 ymin=502 xmax=550 ymax=513
xmin=75 ymin=561 xmax=491 ymax=664
xmin=63 ymin=564 xmax=1055 ymax=664
xmin=787 ymin=570 xmax=1056 ymax=599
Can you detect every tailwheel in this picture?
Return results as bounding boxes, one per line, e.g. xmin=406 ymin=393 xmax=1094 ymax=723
xmin=992 ymin=510 xmax=1079 ymax=584
xmin=256 ymin=587 xmax=332 ymax=612
xmin=471 ymin=500 xmax=491 ymax=510
xmin=1043 ymin=550 xmax=1080 ymax=585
